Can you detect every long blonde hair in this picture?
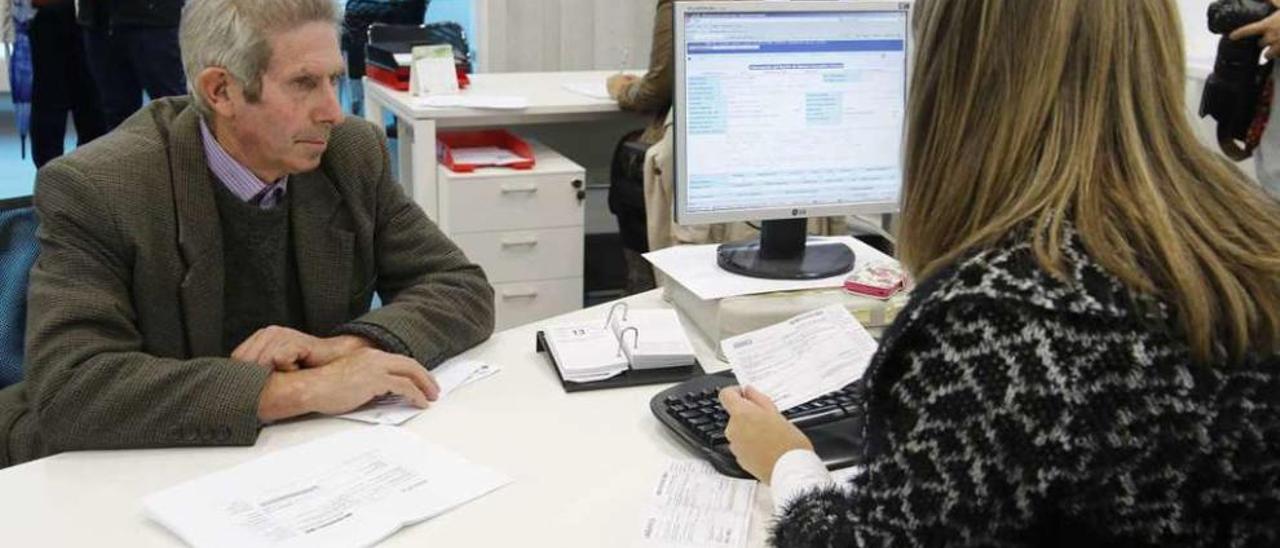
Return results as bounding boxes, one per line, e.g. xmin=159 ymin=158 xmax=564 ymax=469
xmin=899 ymin=0 xmax=1280 ymax=363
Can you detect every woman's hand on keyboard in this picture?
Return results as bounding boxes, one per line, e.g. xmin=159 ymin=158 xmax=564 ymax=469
xmin=719 ymin=386 xmax=814 ymax=484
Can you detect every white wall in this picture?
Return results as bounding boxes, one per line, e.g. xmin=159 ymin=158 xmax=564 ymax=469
xmin=1179 ymin=0 xmax=1219 ymax=73
xmin=475 ymin=0 xmax=658 ymax=72
xmin=1177 ymin=0 xmax=1259 ymax=179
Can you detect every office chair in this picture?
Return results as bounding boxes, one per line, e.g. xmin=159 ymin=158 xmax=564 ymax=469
xmin=0 ymin=196 xmax=37 ymax=388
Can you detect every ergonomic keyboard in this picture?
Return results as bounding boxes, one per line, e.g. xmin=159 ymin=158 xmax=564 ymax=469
xmin=650 ymin=370 xmax=865 ymax=478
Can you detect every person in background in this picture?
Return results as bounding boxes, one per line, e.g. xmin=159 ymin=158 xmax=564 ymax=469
xmin=606 ymin=0 xmax=674 ymax=146
xmin=76 ymin=0 xmax=187 ymax=130
xmin=721 ymin=0 xmax=1280 ymax=545
xmin=1231 ymin=0 xmax=1280 ymax=197
xmin=0 ymin=0 xmax=494 ymax=469
xmin=28 ymin=0 xmax=104 ymax=168
xmin=602 ymin=0 xmax=676 ymax=294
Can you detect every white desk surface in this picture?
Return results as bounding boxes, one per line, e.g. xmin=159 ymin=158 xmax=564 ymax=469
xmin=364 ymin=70 xmax=644 ymax=127
xmin=0 ymin=289 xmax=782 ymax=547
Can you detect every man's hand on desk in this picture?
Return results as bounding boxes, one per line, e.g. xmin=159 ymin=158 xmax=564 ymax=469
xmin=257 ymin=347 xmax=441 ymax=423
xmin=232 ymin=326 xmax=373 ymax=371
xmin=607 ymin=74 xmax=638 ymax=100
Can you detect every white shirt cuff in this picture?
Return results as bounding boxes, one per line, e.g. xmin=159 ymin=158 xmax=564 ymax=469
xmin=769 ymin=449 xmax=835 ymax=515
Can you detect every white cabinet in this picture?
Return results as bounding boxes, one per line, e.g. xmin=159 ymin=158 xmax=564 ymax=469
xmin=437 ymin=139 xmax=586 ymax=329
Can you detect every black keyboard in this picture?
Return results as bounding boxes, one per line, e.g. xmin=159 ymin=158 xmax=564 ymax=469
xmin=650 ymin=371 xmax=866 ymax=478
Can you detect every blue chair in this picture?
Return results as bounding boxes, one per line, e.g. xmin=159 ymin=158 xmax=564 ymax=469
xmin=0 ymin=196 xmax=37 ymax=388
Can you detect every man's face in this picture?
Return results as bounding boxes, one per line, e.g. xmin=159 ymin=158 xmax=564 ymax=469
xmin=226 ymin=22 xmax=345 ymax=180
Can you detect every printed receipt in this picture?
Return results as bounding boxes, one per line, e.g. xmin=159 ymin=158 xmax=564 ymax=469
xmin=721 ymin=304 xmax=878 ymax=411
xmin=636 ymin=460 xmax=757 ymax=548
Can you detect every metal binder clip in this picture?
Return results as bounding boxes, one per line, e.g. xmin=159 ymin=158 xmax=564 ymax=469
xmin=615 ymin=326 xmax=640 ymax=357
xmin=603 ymin=302 xmax=629 ymax=329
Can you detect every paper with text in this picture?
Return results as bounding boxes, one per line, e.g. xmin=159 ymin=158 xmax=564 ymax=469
xmin=635 ymin=460 xmax=757 ymax=548
xmin=338 ymin=359 xmax=498 ymax=426
xmin=543 ymin=324 xmax=630 ymax=383
xmin=143 ymin=427 xmax=511 ymax=548
xmin=448 ymin=146 xmax=528 ymax=167
xmin=722 ymin=304 xmax=877 ymax=411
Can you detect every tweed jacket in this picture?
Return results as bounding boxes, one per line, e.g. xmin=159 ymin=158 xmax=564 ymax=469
xmin=772 ymin=234 xmax=1280 ymax=547
xmin=0 ymin=97 xmax=494 ymax=467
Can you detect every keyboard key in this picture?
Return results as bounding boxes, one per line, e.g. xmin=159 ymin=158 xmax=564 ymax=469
xmin=677 ymin=409 xmax=703 ymax=419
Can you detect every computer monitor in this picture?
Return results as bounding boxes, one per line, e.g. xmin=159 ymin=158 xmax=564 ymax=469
xmin=673 ymin=1 xmax=911 ymax=279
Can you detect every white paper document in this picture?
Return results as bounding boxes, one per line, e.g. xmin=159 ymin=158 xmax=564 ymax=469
xmin=144 ymin=427 xmax=511 ymax=548
xmin=339 ymin=359 xmax=499 ymax=426
xmin=543 ymin=324 xmax=630 ymax=383
xmin=562 ymin=82 xmax=613 ymax=100
xmin=644 ymin=237 xmax=889 ymax=300
xmin=414 ymin=95 xmax=529 ymax=110
xmin=448 ymin=146 xmax=528 ymax=167
xmin=610 ymin=309 xmax=696 ymax=369
xmin=722 ymin=304 xmax=877 ymax=411
xmin=411 ymin=45 xmax=459 ymax=96
xmin=635 ymin=460 xmax=757 ymax=548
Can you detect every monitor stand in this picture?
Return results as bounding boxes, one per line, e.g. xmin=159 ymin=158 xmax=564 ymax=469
xmin=716 ymin=218 xmax=855 ymax=280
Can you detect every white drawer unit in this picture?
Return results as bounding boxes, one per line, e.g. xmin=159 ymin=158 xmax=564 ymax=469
xmin=436 ymin=139 xmax=586 ymax=330
xmin=491 ymin=278 xmax=585 ymax=331
xmin=450 ymin=227 xmax=583 ymax=284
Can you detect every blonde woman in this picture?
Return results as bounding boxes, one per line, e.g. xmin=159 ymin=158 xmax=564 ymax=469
xmin=720 ymin=0 xmax=1280 ymax=545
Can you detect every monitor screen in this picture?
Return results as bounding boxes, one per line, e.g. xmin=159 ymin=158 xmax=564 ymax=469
xmin=674 ymin=1 xmax=910 ymax=225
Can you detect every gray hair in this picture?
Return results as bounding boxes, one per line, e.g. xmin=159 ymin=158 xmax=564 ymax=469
xmin=180 ymin=0 xmax=342 ymax=116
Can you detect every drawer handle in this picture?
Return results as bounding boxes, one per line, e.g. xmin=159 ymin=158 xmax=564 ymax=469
xmin=501 ymin=237 xmax=539 ymax=248
xmin=501 ymin=289 xmax=539 ymax=300
xmin=500 ymin=184 xmax=539 ymax=194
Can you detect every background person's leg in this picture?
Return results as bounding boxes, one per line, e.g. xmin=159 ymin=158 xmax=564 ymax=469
xmin=29 ymin=7 xmax=72 ymax=168
xmin=81 ymin=27 xmax=144 ymax=131
xmin=123 ymin=26 xmax=187 ymax=101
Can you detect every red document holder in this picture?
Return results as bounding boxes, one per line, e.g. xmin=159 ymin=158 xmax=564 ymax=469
xmin=437 ymin=130 xmax=537 ymax=172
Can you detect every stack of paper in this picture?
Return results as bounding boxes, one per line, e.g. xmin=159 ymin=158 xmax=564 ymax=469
xmin=543 ymin=324 xmax=630 ymax=383
xmin=635 ymin=460 xmax=757 ymax=548
xmin=561 ymin=82 xmax=613 ymax=100
xmin=449 ymin=146 xmax=528 ymax=168
xmin=413 ymin=95 xmax=529 ymax=110
xmin=721 ymin=304 xmax=877 ymax=412
xmin=339 ymin=359 xmax=500 ymax=426
xmin=144 ymin=427 xmax=511 ymax=548
xmin=609 ymin=309 xmax=696 ymax=369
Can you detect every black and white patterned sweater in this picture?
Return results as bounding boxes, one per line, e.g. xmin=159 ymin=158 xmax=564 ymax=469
xmin=771 ymin=235 xmax=1280 ymax=547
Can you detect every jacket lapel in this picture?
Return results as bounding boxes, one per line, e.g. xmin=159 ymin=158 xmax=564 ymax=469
xmin=169 ymin=107 xmax=226 ymax=357
xmin=290 ymin=169 xmax=354 ymax=335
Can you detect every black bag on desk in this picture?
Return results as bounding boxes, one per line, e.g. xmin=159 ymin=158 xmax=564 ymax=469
xmin=608 ymin=129 xmax=652 ymax=253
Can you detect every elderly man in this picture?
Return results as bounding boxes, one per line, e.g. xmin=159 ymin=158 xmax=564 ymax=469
xmin=0 ymin=0 xmax=495 ymax=468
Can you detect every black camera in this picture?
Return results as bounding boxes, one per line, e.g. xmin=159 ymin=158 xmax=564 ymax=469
xmin=1200 ymin=0 xmax=1276 ymax=160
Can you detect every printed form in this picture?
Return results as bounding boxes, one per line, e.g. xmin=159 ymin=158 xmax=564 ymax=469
xmin=144 ymin=427 xmax=511 ymax=548
xmin=722 ymin=304 xmax=877 ymax=411
xmin=338 ymin=358 xmax=499 ymax=426
xmin=636 ymin=460 xmax=757 ymax=548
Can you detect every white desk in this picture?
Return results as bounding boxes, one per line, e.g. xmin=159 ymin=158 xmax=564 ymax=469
xmin=363 ymin=71 xmax=643 ymax=221
xmin=0 ymin=290 xmax=782 ymax=547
